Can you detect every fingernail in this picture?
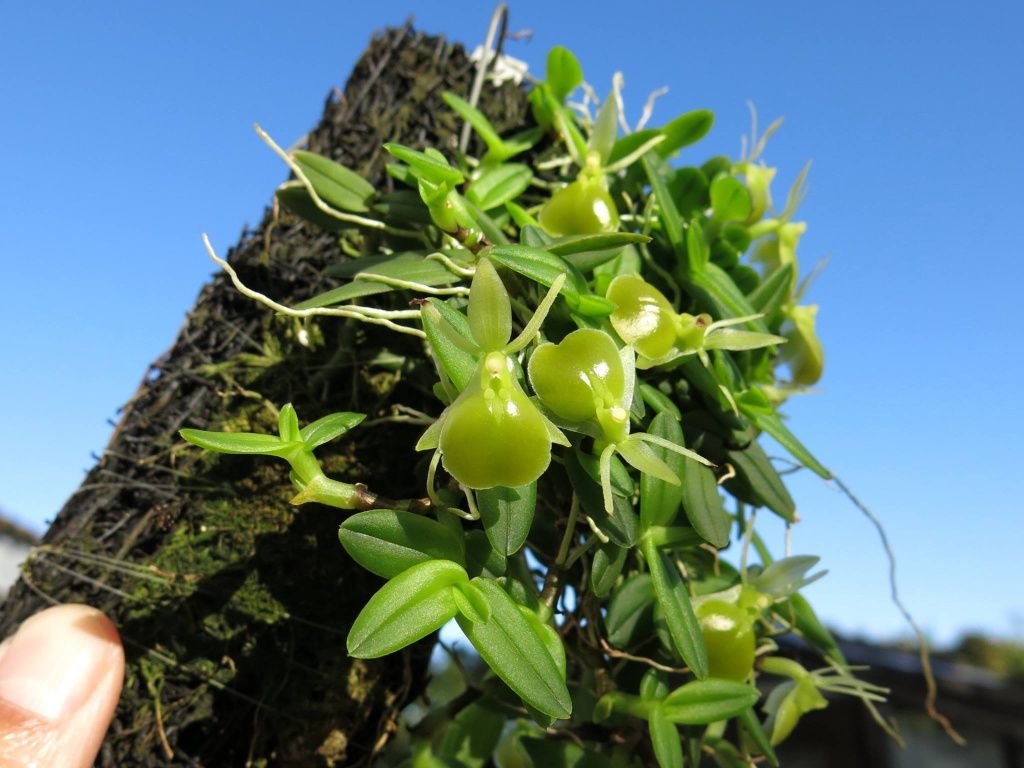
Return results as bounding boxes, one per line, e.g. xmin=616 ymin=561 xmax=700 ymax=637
xmin=0 ymin=605 xmax=121 ymax=721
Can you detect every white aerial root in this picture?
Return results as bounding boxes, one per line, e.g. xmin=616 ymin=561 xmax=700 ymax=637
xmin=202 ymin=235 xmax=426 ymax=338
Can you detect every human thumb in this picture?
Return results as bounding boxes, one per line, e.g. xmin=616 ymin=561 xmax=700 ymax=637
xmin=0 ymin=604 xmax=124 ymax=768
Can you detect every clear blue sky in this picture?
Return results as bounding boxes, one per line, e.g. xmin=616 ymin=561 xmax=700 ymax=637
xmin=1 ymin=1 xmax=1021 ymax=647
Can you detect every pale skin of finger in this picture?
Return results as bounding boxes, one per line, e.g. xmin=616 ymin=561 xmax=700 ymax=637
xmin=0 ymin=605 xmax=125 ymax=768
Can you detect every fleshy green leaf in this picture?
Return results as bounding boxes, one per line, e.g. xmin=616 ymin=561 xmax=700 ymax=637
xmin=738 ymin=707 xmax=779 ymax=766
xmin=466 ymin=164 xmax=533 ymax=211
xmin=384 ymin=143 xmax=464 ymax=187
xmin=546 ymin=232 xmax=651 ymax=257
xmin=180 ymin=428 xmax=289 ymax=457
xmin=681 ymin=460 xmax=731 ymax=549
xmin=687 ymin=263 xmax=769 ymax=332
xmin=565 ymin=451 xmax=639 ymax=547
xmin=737 ymin=390 xmax=830 ymax=478
xmin=748 ymin=263 xmax=795 ymax=315
xmin=275 ymin=182 xmax=346 ymax=231
xmin=299 ymin=252 xmax=458 ymax=309
xmin=643 ymin=154 xmax=684 ymax=254
xmin=639 ymin=383 xmax=682 ymax=420
xmin=464 ymin=529 xmax=507 ymax=579
xmin=452 ymin=579 xmax=492 ymax=624
xmin=710 ymin=175 xmax=752 ymax=222
xmin=778 ymin=593 xmax=846 ymax=665
xmin=608 ymin=128 xmax=660 ymax=165
xmin=644 ymin=538 xmax=708 ymax=678
xmin=434 ymin=698 xmax=507 ymax=768
xmin=300 ymin=411 xmax=365 ymax=449
xmin=649 ymin=706 xmax=684 ymax=768
xmin=442 ymin=91 xmax=507 ymax=159
xmin=640 ymin=412 xmax=686 ymax=530
xmin=723 ymin=439 xmax=796 ymax=521
xmin=486 ymin=244 xmax=584 ymax=303
xmin=591 ymin=541 xmax=627 ymax=598
xmin=686 ymin=218 xmax=711 ymax=272
xmin=338 ymin=510 xmax=465 ymax=579
xmin=660 ymin=679 xmax=759 ymax=724
xmin=347 ymin=559 xmax=467 ymax=658
xmin=520 ymin=738 xmax=612 ymax=768
xmin=277 ymin=403 xmax=300 ymax=442
xmin=457 ymin=578 xmax=572 ymax=720
xmin=657 ymin=110 xmax=715 ymax=157
xmin=477 ymin=483 xmax=537 ymax=556
xmin=546 ymin=46 xmax=583 ymax=101
xmin=292 ymin=150 xmax=375 ymax=212
xmin=605 ymin=573 xmax=655 ymax=648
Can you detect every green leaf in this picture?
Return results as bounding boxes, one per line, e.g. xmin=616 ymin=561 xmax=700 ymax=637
xmin=300 ymin=253 xmax=458 ymax=309
xmin=638 ymin=383 xmax=682 ymax=420
xmin=546 ymin=46 xmax=583 ymax=101
xmin=686 ymin=218 xmax=711 ymax=272
xmin=300 ymin=411 xmax=365 ymax=449
xmin=477 ymin=483 xmax=536 ymax=556
xmin=422 ymin=299 xmax=479 ymax=392
xmin=486 ymin=244 xmax=584 ymax=303
xmin=347 ymin=559 xmax=468 ymax=658
xmin=606 ymin=573 xmax=655 ymax=648
xmin=737 ymin=390 xmax=830 ymax=478
xmin=275 ymin=182 xmax=346 ymax=232
xmin=452 ymin=580 xmax=492 ymax=624
xmin=643 ymin=154 xmax=684 ymax=254
xmin=649 ymin=706 xmax=684 ymax=768
xmin=465 ymin=198 xmax=511 ymax=245
xmin=640 ymin=412 xmax=686 ymax=530
xmin=640 ymin=669 xmax=670 ymax=702
xmin=591 ymin=541 xmax=627 ymax=598
xmin=687 ymin=263 xmax=769 ymax=332
xmin=737 ymin=707 xmax=779 ymax=766
xmin=644 ymin=537 xmax=708 ymax=678
xmin=466 ymin=164 xmax=533 ymax=211
xmin=372 ymin=188 xmax=432 ymax=227
xmin=681 ymin=459 xmax=731 ymax=549
xmin=779 ymin=593 xmax=846 ymax=665
xmin=277 ymin=403 xmax=300 ymax=442
xmin=546 ymin=231 xmax=651 ymax=257
xmin=292 ymin=150 xmax=375 ymax=212
xmin=723 ymin=440 xmax=796 ymax=521
xmin=709 ymin=175 xmax=752 ymax=221
xmin=668 ymin=167 xmax=710 ymax=217
xmin=464 ymin=529 xmax=507 ymax=579
xmin=442 ymin=91 xmax=506 ymax=158
xmin=608 ymin=129 xmax=660 ymax=165
xmin=520 ymin=738 xmax=612 ymax=768
xmin=179 ymin=428 xmax=289 ymax=457
xmin=434 ymin=698 xmax=507 ymax=768
xmin=748 ymin=263 xmax=795 ymax=316
xmin=338 ymin=510 xmax=465 ymax=579
xmin=383 ymin=143 xmax=464 ymax=187
xmin=565 ymin=451 xmax=639 ymax=547
xmin=657 ymin=110 xmax=714 ymax=157
xmin=457 ymin=578 xmax=572 ymax=720
xmin=660 ymin=679 xmax=759 ymax=724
